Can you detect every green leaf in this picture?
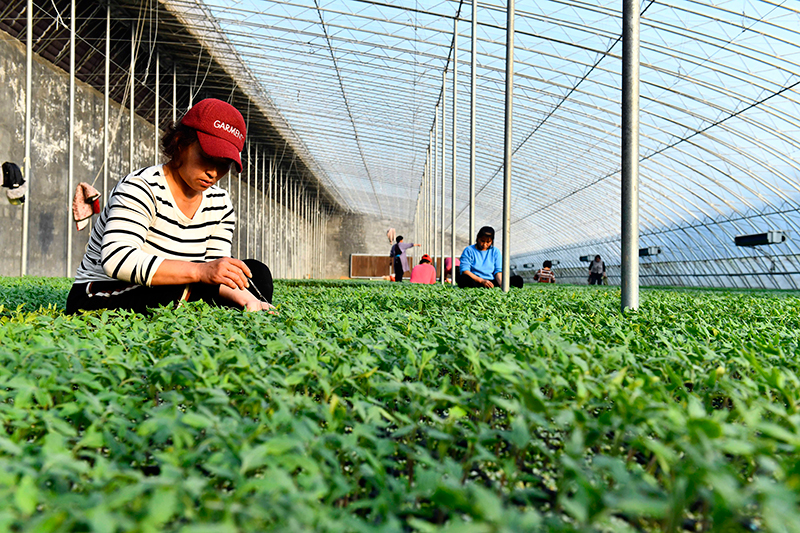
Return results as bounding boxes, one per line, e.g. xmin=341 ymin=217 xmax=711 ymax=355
xmin=14 ymin=476 xmax=38 ymax=516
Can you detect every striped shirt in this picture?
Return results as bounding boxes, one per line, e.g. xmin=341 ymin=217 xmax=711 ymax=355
xmin=534 ymin=267 xmax=556 ymax=283
xmin=74 ymin=165 xmax=235 ymax=286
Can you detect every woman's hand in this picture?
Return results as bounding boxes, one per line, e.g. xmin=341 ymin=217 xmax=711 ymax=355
xmin=481 ymin=278 xmax=494 ymax=289
xmin=197 ymin=257 xmax=252 ymax=290
xmin=219 ymin=283 xmax=276 ymax=313
xmin=244 ymin=299 xmax=277 ymax=313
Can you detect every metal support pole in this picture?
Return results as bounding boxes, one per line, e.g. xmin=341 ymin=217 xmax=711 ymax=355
xmin=172 ymin=63 xmax=176 ymax=122
xmin=451 ymin=19 xmax=458 ymax=286
xmin=433 ymin=109 xmax=439 ymax=280
xmin=470 ymin=0 xmax=477 ymax=241
xmin=129 ymin=24 xmax=135 ymax=173
xmin=269 ymin=156 xmax=274 ymax=267
xmin=282 ymin=170 xmax=286 ymax=278
xmin=261 ymin=149 xmax=266 ymax=264
xmin=440 ymin=74 xmax=446 ymax=284
xmin=255 ymin=146 xmax=260 ymax=261
xmin=293 ymin=182 xmax=297 ymax=278
xmin=246 ymin=140 xmax=251 ymax=258
xmin=22 ymin=0 xmax=32 ymax=276
xmin=154 ymin=52 xmax=159 ymax=165
xmin=501 ymin=0 xmax=515 ymax=293
xmin=237 ymin=165 xmax=242 ymax=259
xmin=429 ymin=135 xmax=434 ymax=256
xmin=425 ymin=155 xmax=430 ymax=256
xmin=104 ymin=6 xmax=109 ymax=203
xmin=621 ymin=0 xmax=640 ymax=311
xmin=67 ymin=0 xmax=75 ymax=277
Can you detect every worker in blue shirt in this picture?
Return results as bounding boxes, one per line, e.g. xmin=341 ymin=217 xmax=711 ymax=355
xmin=458 ymin=226 xmax=503 ymax=288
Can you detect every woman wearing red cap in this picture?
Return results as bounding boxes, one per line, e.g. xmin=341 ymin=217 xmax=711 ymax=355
xmin=409 ymin=254 xmax=436 ymax=284
xmin=66 ymin=98 xmax=274 ymax=314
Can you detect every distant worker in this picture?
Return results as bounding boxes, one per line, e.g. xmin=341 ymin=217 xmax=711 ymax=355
xmin=588 ymin=255 xmax=606 ymax=285
xmin=457 ymin=226 xmax=502 ymax=288
xmin=390 ymin=235 xmax=419 ymax=282
xmin=444 ymin=256 xmax=460 ymax=284
xmin=66 ymin=98 xmax=274 ymax=314
xmin=410 ymin=254 xmax=437 ymax=284
xmin=533 ymin=260 xmax=556 ymax=284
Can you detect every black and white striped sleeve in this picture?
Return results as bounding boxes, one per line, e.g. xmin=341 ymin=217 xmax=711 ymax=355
xmin=100 ymin=176 xmax=164 ymax=286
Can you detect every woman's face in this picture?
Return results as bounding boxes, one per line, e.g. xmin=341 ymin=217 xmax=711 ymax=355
xmin=476 ymin=235 xmax=493 ymax=251
xmin=174 ymin=141 xmax=232 ymax=194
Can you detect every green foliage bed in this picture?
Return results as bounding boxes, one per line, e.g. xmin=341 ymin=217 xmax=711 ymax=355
xmin=2 ymin=277 xmax=800 ymax=532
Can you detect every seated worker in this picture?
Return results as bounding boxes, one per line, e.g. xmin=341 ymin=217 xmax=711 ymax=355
xmin=533 ymin=260 xmax=556 ymax=283
xmin=457 ymin=226 xmax=502 ymax=288
xmin=410 ymin=254 xmax=436 ymax=284
xmin=66 ymin=98 xmax=274 ymax=315
xmin=444 ymin=256 xmax=460 ymax=283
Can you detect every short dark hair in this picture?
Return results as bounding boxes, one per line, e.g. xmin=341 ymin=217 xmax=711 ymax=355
xmin=594 ymin=255 xmax=601 ymax=260
xmin=476 ymin=226 xmax=495 ymax=241
xmin=396 ymin=236 xmax=403 ymax=243
xmin=543 ymin=260 xmax=552 ymax=268
xmin=161 ymin=121 xmax=198 ymax=162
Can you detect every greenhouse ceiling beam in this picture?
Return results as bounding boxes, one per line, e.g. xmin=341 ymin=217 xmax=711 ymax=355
xmin=312 ymin=0 xmax=383 ymax=218
xmin=157 ymin=5 xmax=800 ymax=143
xmin=509 ymin=77 xmax=800 ymax=228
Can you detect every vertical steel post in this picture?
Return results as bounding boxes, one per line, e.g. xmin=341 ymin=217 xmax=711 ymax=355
xmin=433 ymin=108 xmax=439 ymax=279
xmin=424 ymin=143 xmax=429 ymax=255
xmin=269 ymin=156 xmax=274 ymax=267
xmin=450 ymin=18 xmax=458 ymax=286
xmin=22 ymin=0 xmax=32 ymax=276
xmin=282 ymin=170 xmax=286 ymax=278
xmin=129 ymin=24 xmax=134 ymax=173
xmin=154 ymin=52 xmax=159 ymax=165
xmin=104 ymin=5 xmax=109 ymax=203
xmin=470 ymin=0 xmax=477 ymax=241
xmin=501 ymin=0 xmax=515 ymax=293
xmin=172 ymin=63 xmax=176 ymax=122
xmin=67 ymin=0 xmax=75 ymax=277
xmin=237 ymin=164 xmax=242 ymax=259
xmin=254 ymin=146 xmax=259 ymax=261
xmin=246 ymin=140 xmax=251 ymax=259
xmin=261 ymin=149 xmax=267 ymax=264
xmin=621 ymin=0 xmax=640 ymax=311
xmin=440 ymin=74 xmax=446 ymax=284
xmin=429 ymin=134 xmax=434 ymax=257
xmin=293 ymin=182 xmax=297 ymax=278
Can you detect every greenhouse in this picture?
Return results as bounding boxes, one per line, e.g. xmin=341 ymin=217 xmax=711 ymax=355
xmin=1 ymin=0 xmax=800 ymax=531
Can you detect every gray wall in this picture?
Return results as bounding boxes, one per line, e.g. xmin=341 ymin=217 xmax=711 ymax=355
xmin=0 ymin=30 xmax=339 ymax=280
xmin=0 ymin=31 xmax=156 ymax=277
xmin=323 ymin=213 xmax=416 ymax=278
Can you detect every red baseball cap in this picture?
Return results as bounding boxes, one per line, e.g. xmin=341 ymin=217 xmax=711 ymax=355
xmin=421 ymin=254 xmax=432 ymax=262
xmin=181 ymin=98 xmax=247 ymax=172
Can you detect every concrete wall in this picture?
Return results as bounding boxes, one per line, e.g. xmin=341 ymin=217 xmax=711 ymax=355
xmin=323 ymin=213 xmax=415 ymax=278
xmin=321 ymin=213 xmax=469 ymax=279
xmin=0 ymin=30 xmax=156 ymax=277
xmin=0 ymin=30 xmax=334 ymax=280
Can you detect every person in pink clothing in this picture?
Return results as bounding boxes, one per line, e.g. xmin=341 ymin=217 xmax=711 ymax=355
xmin=410 ymin=254 xmax=437 ymax=284
xmin=444 ymin=256 xmax=460 ymax=283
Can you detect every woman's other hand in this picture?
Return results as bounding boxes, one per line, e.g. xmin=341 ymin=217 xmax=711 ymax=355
xmin=198 ymin=257 xmax=252 ymax=290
